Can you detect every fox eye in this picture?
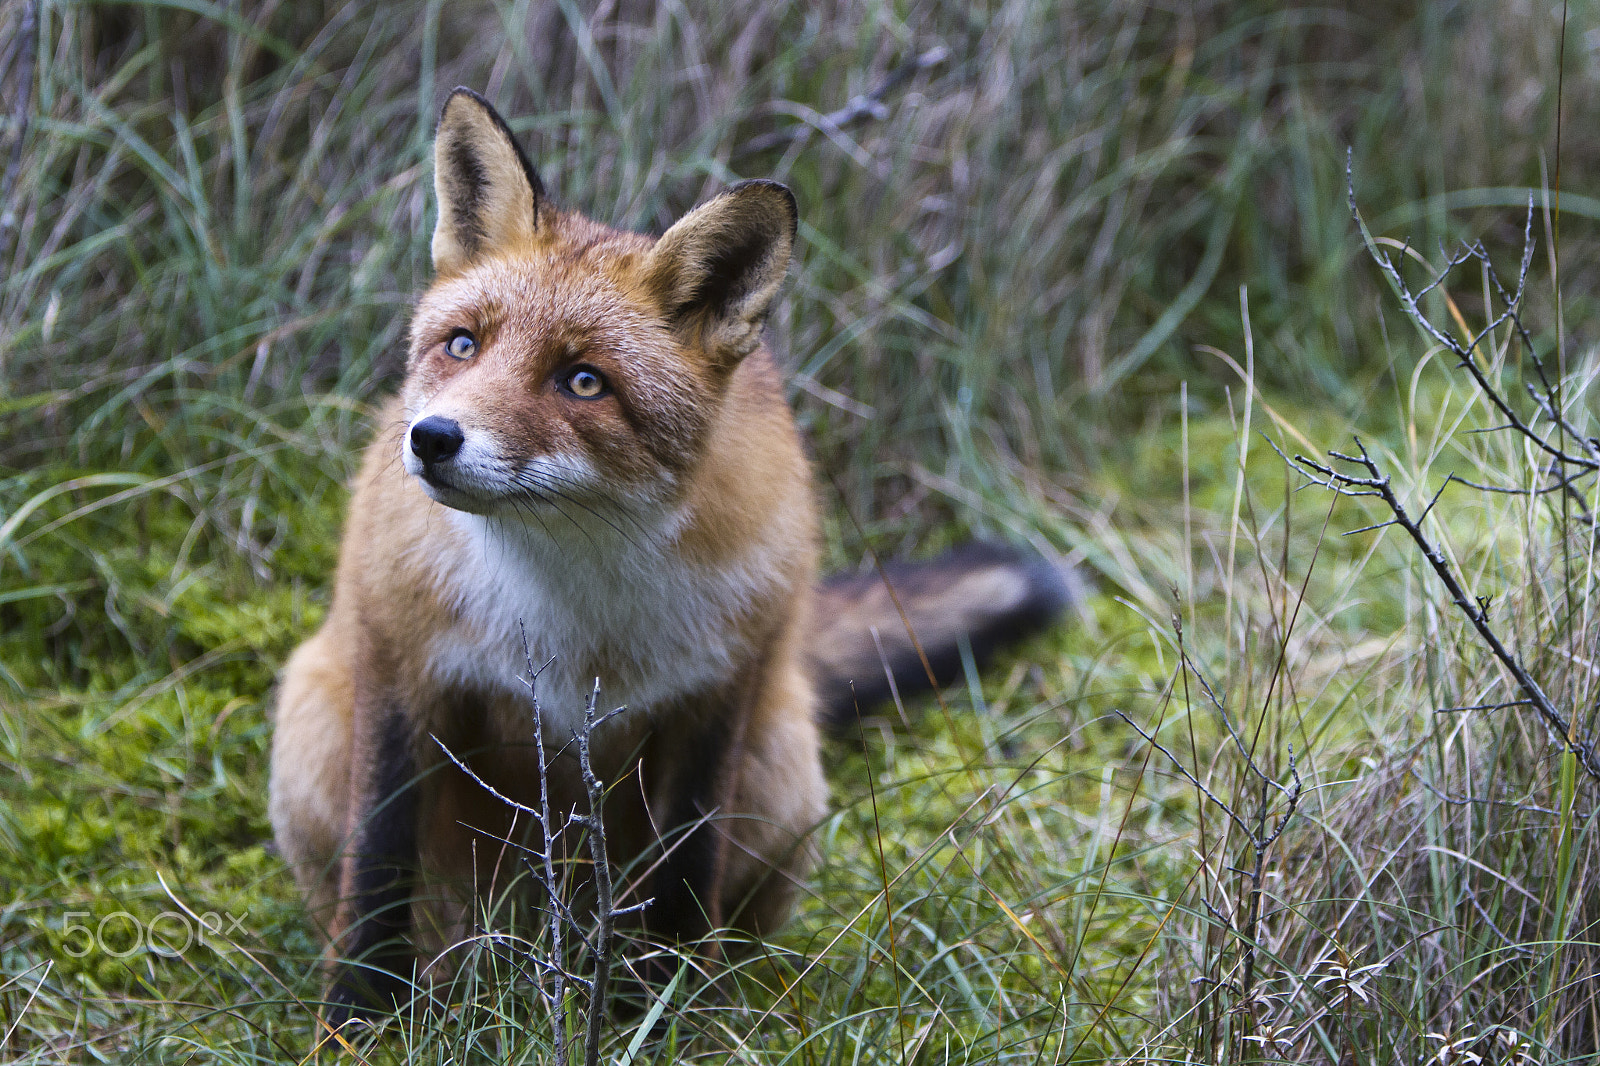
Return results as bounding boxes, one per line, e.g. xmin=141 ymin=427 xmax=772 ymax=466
xmin=561 ymin=366 xmax=609 ymax=399
xmin=445 ymin=329 xmax=476 ymax=359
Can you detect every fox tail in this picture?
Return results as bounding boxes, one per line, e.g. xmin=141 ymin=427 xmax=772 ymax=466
xmin=811 ymin=541 xmax=1076 ymax=730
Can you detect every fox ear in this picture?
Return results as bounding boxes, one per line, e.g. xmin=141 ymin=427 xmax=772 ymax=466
xmin=642 ymin=180 xmax=797 ymax=366
xmin=431 ymin=88 xmax=547 ymax=274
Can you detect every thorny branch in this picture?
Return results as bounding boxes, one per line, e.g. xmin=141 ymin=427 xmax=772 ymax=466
xmin=431 ymin=626 xmax=643 ymax=1066
xmin=573 ymin=679 xmax=616 ymax=1066
xmin=1274 ymin=161 xmax=1600 ymax=780
xmin=1348 ymin=154 xmax=1600 ymax=477
xmin=526 ymin=636 xmax=570 ymax=1066
xmin=1292 ymin=441 xmax=1600 ymax=779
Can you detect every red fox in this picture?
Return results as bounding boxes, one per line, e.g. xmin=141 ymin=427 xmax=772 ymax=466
xmin=268 ymin=88 xmax=1070 ymax=1020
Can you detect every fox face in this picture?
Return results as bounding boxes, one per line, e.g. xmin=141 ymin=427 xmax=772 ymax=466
xmin=398 ymin=89 xmax=796 ymax=527
xmin=400 ymin=255 xmax=712 ymax=519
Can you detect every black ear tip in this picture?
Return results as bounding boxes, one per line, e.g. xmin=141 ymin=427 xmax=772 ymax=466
xmin=431 ymin=87 xmax=546 ymax=210
xmin=438 ymin=86 xmax=495 ymax=127
xmin=728 ymin=179 xmax=798 ymax=238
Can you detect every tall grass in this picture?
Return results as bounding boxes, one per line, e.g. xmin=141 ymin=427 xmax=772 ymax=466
xmin=3 ymin=0 xmax=1600 ymax=1061
xmin=1139 ymin=350 xmax=1600 ymax=1062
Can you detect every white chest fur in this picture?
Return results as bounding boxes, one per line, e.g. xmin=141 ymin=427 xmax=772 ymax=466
xmin=417 ymin=510 xmax=781 ymax=740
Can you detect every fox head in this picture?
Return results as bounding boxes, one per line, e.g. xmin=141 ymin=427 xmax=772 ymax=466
xmin=400 ymin=88 xmax=797 ymax=528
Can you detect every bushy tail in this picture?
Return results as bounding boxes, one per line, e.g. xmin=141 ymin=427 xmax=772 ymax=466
xmin=811 ymin=541 xmax=1076 ymax=731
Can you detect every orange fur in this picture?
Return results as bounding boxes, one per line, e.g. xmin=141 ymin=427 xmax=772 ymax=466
xmin=269 ymin=88 xmax=1068 ymax=1021
xmin=271 ymin=89 xmax=822 ymax=1020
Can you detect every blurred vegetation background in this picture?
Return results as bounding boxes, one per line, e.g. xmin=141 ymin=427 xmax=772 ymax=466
xmin=3 ymin=0 xmax=1600 ymax=1060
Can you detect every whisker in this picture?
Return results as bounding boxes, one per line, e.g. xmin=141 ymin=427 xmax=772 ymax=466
xmin=509 ymin=491 xmax=558 ymax=544
xmin=379 ymin=418 xmax=413 ymax=479
xmin=514 ymin=468 xmax=652 ymax=535
xmin=508 ymin=475 xmax=603 ymax=548
xmin=509 ymin=472 xmax=640 ymax=547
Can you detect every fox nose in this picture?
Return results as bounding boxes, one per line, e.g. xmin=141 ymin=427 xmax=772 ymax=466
xmin=410 ymin=416 xmax=465 ymax=465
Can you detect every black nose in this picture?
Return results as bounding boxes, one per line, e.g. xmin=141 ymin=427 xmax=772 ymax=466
xmin=410 ymin=416 xmax=465 ymax=465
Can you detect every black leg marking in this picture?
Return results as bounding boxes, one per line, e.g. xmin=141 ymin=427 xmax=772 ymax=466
xmin=643 ymin=719 xmax=730 ymax=950
xmin=328 ymin=702 xmax=419 ymax=1021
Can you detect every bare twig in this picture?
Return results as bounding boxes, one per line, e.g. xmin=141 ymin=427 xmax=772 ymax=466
xmin=1434 ymin=699 xmax=1532 ymax=714
xmin=572 ymin=679 xmax=615 ymax=1066
xmin=1267 ymin=167 xmax=1600 ymax=779
xmin=524 ymin=630 xmax=569 ymax=1066
xmin=432 ymin=627 xmax=641 ymax=1064
xmin=1119 ymin=711 xmax=1255 ymax=841
xmin=1121 ymin=638 xmax=1303 ymax=1056
xmin=1347 ymin=153 xmax=1598 ymax=475
xmin=734 ymin=46 xmax=950 ymax=158
xmin=1292 ymin=439 xmax=1600 ymax=779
